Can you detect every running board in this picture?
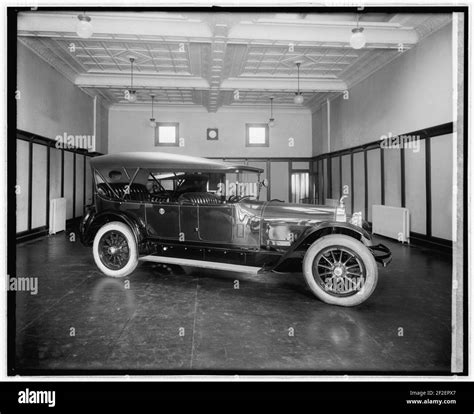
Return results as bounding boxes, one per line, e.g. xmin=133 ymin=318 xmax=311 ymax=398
xmin=139 ymin=255 xmax=261 ymax=274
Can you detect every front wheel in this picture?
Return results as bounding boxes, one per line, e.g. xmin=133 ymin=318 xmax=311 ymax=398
xmin=302 ymin=235 xmax=378 ymax=306
xmin=93 ymin=221 xmax=138 ymax=278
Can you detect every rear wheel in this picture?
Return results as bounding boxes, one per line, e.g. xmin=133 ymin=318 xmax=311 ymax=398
xmin=302 ymin=235 xmax=378 ymax=306
xmin=93 ymin=221 xmax=138 ymax=278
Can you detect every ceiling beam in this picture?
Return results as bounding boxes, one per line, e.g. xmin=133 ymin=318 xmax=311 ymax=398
xmin=18 ymin=12 xmax=422 ymax=48
xmin=228 ymin=22 xmax=419 ymax=48
xmin=75 ymin=74 xmax=347 ymax=93
xmin=18 ymin=12 xmax=213 ymax=40
xmin=74 ymin=73 xmax=210 ymax=89
xmin=220 ymin=77 xmax=347 ymax=92
xmin=206 ymin=19 xmax=230 ymax=112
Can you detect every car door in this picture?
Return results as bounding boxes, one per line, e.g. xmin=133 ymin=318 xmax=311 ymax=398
xmin=198 ymin=204 xmax=234 ymax=243
xmin=145 ymin=202 xmax=180 ymax=240
xmin=179 ymin=203 xmax=200 ymax=242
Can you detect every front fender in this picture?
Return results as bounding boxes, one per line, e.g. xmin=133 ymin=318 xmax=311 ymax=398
xmin=308 ymin=221 xmax=373 ymax=245
xmin=268 ymin=221 xmax=372 ymax=272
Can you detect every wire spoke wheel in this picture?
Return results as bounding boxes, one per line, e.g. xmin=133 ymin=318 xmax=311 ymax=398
xmin=312 ymin=245 xmax=367 ymax=298
xmin=303 ymin=235 xmax=378 ymax=306
xmin=98 ymin=230 xmax=130 ymax=270
xmin=93 ymin=221 xmax=139 ymax=278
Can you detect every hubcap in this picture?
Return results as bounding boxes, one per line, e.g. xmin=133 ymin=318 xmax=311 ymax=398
xmin=98 ymin=230 xmax=130 ymax=270
xmin=312 ymin=246 xmax=366 ymax=297
xmin=333 ymin=266 xmax=343 ymax=277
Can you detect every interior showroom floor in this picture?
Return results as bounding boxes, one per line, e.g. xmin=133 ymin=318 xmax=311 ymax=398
xmin=15 ymin=233 xmax=451 ymax=373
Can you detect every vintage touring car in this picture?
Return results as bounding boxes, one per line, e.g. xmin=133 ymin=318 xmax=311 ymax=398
xmin=79 ymin=152 xmax=391 ymax=306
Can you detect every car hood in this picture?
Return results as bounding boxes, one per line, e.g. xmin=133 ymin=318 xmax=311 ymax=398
xmin=261 ymin=200 xmax=337 ymax=224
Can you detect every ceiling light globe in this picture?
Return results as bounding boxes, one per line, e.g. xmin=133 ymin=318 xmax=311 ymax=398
xmin=268 ymin=118 xmax=276 ymax=128
xmin=149 ymin=119 xmax=157 ymax=128
xmin=127 ymin=91 xmax=137 ymax=103
xmin=294 ymin=93 xmax=304 ymax=105
xmin=350 ymin=28 xmax=366 ymax=49
xmin=76 ymin=19 xmax=93 ymax=39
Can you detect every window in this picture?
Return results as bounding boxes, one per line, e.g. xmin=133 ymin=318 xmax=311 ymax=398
xmin=291 ymin=172 xmax=310 ymax=203
xmin=246 ymin=123 xmax=269 ymax=147
xmin=155 ymin=122 xmax=179 ymax=146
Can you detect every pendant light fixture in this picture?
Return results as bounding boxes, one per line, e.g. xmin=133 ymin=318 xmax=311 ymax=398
xmin=127 ymin=57 xmax=137 ymax=103
xmin=76 ymin=12 xmax=93 ymax=39
xmin=268 ymin=97 xmax=276 ymax=128
xmin=294 ymin=62 xmax=304 ymax=105
xmin=149 ymin=94 xmax=157 ymax=128
xmin=350 ymin=14 xmax=366 ymax=50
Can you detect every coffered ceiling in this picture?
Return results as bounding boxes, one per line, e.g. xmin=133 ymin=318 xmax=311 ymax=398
xmin=17 ymin=11 xmax=452 ymax=112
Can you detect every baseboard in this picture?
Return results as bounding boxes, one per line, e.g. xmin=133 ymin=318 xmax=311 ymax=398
xmin=410 ymin=231 xmax=453 ymax=251
xmin=16 ymin=226 xmax=48 ymax=243
xmin=366 ymin=222 xmax=452 ymax=252
xmin=16 ymin=217 xmax=83 ymax=243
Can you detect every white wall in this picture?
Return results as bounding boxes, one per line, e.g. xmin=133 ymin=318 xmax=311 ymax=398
xmin=17 ymin=41 xmax=96 ymax=144
xmin=312 ymin=23 xmax=452 ymax=154
xmin=95 ymin=97 xmax=109 ymax=154
xmin=108 ymin=106 xmax=312 ymax=158
xmin=311 ymin=104 xmax=325 ymax=157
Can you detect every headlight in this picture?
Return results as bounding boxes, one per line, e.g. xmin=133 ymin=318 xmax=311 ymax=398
xmin=351 ymin=212 xmax=363 ymax=227
xmin=335 ymin=196 xmax=347 ymax=222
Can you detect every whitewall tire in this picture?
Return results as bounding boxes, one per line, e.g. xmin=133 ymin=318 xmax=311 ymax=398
xmin=302 ymin=234 xmax=378 ymax=307
xmin=92 ymin=221 xmax=138 ymax=278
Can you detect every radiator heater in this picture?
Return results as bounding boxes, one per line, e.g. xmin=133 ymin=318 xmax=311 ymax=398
xmin=49 ymin=198 xmax=66 ymax=235
xmin=372 ymin=205 xmax=410 ymax=243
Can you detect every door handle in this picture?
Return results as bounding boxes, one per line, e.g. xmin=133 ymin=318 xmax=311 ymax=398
xmin=155 ymin=207 xmax=165 ymax=215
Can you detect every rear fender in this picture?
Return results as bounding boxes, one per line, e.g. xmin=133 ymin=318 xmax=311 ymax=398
xmin=80 ymin=209 xmax=146 ymax=246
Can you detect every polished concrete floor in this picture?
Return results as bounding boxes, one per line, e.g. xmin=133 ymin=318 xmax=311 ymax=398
xmin=14 ymin=233 xmax=452 ymax=373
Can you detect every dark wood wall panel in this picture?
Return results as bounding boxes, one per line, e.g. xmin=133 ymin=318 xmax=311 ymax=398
xmin=16 ymin=131 xmax=101 ymax=241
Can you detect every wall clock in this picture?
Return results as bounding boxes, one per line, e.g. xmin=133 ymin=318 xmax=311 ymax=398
xmin=207 ymin=128 xmax=218 ymax=140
